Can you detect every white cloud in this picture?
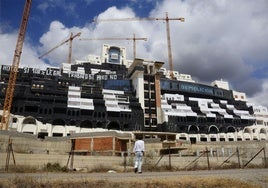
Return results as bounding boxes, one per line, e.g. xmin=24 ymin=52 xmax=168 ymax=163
xmin=37 ymin=2 xmax=49 ymax=13
xmin=248 ymin=79 xmax=268 ymax=107
xmin=38 ymin=21 xmax=71 ymax=65
xmin=147 ymin=0 xmax=268 ymax=97
xmin=83 ymin=0 xmax=95 ymax=5
xmin=0 ymin=31 xmax=46 ymax=69
xmin=37 ymin=0 xmax=77 ymax=15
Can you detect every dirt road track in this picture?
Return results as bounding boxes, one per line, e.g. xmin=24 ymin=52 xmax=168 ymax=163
xmin=0 ymin=168 xmax=267 ymax=187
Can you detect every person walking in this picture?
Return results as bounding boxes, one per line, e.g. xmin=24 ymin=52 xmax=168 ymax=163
xmin=133 ymin=134 xmax=145 ymax=173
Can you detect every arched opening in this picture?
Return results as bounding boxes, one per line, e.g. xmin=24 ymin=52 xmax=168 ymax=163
xmin=22 ymin=116 xmax=37 ymax=125
xmin=188 ymin=125 xmax=199 ymax=134
xmin=259 ymin=128 xmax=267 ymax=140
xmin=107 ymin=121 xmax=120 ymax=130
xmin=260 ymin=128 xmax=267 ymax=134
xmin=209 ymin=125 xmax=219 ymax=134
xmin=80 ymin=120 xmax=93 ymax=128
xmin=227 ymin=126 xmax=236 ymax=133
xmin=243 ymin=127 xmax=252 ymax=133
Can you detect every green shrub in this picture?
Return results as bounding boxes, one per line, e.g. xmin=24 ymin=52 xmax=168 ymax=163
xmin=44 ymin=162 xmax=68 ymax=172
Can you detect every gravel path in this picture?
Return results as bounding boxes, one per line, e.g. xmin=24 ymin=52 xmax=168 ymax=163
xmin=0 ymin=168 xmax=267 ymax=187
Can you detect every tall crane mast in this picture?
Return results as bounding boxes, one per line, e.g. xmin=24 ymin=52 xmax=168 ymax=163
xmin=79 ymin=34 xmax=147 ymax=59
xmin=93 ymin=12 xmax=185 ymax=79
xmin=0 ymin=0 xmax=32 ymax=130
xmin=39 ymin=32 xmax=81 ymax=64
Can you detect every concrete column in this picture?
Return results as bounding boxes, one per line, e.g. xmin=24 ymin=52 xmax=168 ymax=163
xmin=128 ymin=138 xmax=132 ymax=156
xmin=112 ymin=136 xmax=115 ymax=156
xmin=48 ymin=124 xmax=52 ymax=137
xmin=90 ymin=137 xmax=94 ymax=155
xmin=155 ymin=73 xmax=164 ymax=124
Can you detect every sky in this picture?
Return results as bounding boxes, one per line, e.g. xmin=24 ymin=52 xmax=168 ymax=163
xmin=0 ymin=0 xmax=268 ymax=107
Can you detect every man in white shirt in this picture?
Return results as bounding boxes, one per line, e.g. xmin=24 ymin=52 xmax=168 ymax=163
xmin=133 ymin=134 xmax=145 ymax=173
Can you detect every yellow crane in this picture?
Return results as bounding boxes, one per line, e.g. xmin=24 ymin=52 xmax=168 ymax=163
xmin=93 ymin=12 xmax=185 ymax=79
xmin=39 ymin=32 xmax=81 ymax=64
xmin=79 ymin=34 xmax=147 ymax=59
xmin=0 ymin=0 xmax=32 ymax=130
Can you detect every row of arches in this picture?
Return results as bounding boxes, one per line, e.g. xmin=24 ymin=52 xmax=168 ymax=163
xmin=244 ymin=127 xmax=267 ymax=135
xmin=19 ymin=116 xmax=131 ymax=131
xmin=187 ymin=125 xmax=236 ymax=134
xmin=13 ymin=116 xmax=268 ymax=137
xmin=164 ymin=122 xmax=238 ymax=134
xmin=171 ymin=114 xmax=255 ymax=127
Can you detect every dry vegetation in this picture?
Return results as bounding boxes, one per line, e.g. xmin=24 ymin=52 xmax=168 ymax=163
xmin=0 ymin=176 xmax=261 ymax=188
xmin=0 ymin=163 xmax=266 ymax=188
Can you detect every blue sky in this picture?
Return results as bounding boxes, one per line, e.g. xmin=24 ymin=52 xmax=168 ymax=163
xmin=0 ymin=0 xmax=268 ymax=107
xmin=0 ymin=0 xmax=156 ymax=45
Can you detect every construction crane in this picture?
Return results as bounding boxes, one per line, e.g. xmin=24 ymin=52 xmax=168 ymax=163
xmin=93 ymin=12 xmax=185 ymax=79
xmin=39 ymin=32 xmax=81 ymax=64
xmin=0 ymin=0 xmax=32 ymax=130
xmin=79 ymin=34 xmax=147 ymax=59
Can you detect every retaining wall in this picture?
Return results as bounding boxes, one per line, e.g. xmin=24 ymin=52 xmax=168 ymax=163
xmin=0 ymin=131 xmax=267 ymax=171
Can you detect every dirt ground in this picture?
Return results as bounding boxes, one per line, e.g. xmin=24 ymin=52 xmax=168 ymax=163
xmin=0 ymin=168 xmax=267 ymax=187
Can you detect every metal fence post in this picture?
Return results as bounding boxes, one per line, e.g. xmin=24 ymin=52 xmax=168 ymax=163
xmin=263 ymin=147 xmax=267 ymax=167
xmin=206 ymin=147 xmax=210 ymax=170
xmin=236 ymin=147 xmax=241 ymax=168
xmin=168 ymin=146 xmax=171 ymax=170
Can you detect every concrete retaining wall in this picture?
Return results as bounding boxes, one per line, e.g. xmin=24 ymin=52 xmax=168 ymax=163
xmin=0 ymin=131 xmax=267 ymax=172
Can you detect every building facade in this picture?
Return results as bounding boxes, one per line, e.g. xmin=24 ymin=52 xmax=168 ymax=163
xmin=0 ymin=44 xmax=267 ymax=142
